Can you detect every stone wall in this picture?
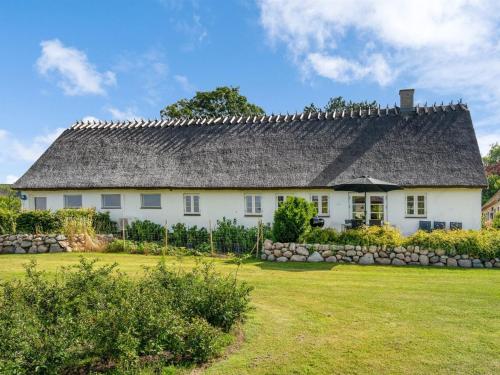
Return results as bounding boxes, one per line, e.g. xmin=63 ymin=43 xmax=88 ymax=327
xmin=261 ymin=240 xmax=499 ymax=269
xmin=0 ymin=234 xmax=114 ymax=254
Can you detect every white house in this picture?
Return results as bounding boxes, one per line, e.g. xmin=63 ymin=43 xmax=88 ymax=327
xmin=13 ymin=89 xmax=486 ymax=235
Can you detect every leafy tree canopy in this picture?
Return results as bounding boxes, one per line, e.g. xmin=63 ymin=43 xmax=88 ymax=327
xmin=482 ymin=142 xmax=500 ymax=166
xmin=483 ymin=174 xmax=500 ymax=205
xmin=160 ymin=86 xmax=265 ymax=119
xmin=304 ymin=96 xmax=378 ymax=113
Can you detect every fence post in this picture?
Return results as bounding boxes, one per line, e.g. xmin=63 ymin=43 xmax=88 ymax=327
xmin=209 ymin=219 xmax=214 ymax=256
xmin=121 ymin=218 xmax=126 ymax=252
xmin=164 ymin=220 xmax=168 ymax=256
xmin=256 ymin=219 xmax=261 ymax=258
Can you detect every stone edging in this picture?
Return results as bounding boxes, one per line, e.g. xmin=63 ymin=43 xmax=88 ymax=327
xmin=0 ymin=234 xmax=114 ymax=254
xmin=261 ymin=240 xmax=499 ymax=268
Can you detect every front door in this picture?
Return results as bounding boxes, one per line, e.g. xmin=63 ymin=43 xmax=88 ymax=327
xmin=351 ymin=194 xmax=385 ymax=225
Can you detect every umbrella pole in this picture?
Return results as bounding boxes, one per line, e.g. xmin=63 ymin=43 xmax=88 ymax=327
xmin=364 ymin=191 xmax=367 ymax=226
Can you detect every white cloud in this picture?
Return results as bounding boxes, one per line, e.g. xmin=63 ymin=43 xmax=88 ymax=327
xmin=82 ymin=116 xmax=100 ymax=123
xmin=477 ymin=131 xmax=500 ymax=156
xmin=5 ymin=175 xmax=19 ymax=184
xmin=106 ymin=107 xmax=141 ymax=121
xmin=36 ymin=39 xmax=116 ymax=96
xmin=258 ymin=0 xmax=500 ymax=153
xmin=174 ymin=74 xmax=196 ymax=92
xmin=0 ymin=128 xmax=65 ymax=163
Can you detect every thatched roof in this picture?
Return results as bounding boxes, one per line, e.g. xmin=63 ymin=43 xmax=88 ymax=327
xmin=14 ymin=104 xmax=487 ymax=190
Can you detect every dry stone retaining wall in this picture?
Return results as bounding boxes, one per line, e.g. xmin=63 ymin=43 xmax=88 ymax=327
xmin=261 ymin=240 xmax=499 ymax=269
xmin=0 ymin=234 xmax=114 ymax=254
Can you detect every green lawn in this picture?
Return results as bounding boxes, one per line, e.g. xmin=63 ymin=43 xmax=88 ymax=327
xmin=0 ymin=253 xmax=499 ymax=375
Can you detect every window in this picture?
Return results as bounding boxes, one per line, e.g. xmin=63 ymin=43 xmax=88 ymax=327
xmin=64 ymin=195 xmax=82 ymax=209
xmin=311 ymin=194 xmax=329 ymax=216
xmin=406 ymin=194 xmax=426 ymax=217
xmin=245 ymin=195 xmax=262 ymax=215
xmin=184 ymin=194 xmax=200 ymax=215
xmin=276 ymin=194 xmax=292 ymax=208
xmin=101 ymin=194 xmax=121 ymax=209
xmin=141 ymin=194 xmax=161 ymax=209
xmin=34 ymin=197 xmax=47 ymax=211
xmin=352 ymin=196 xmax=365 ymax=220
xmin=370 ymin=196 xmax=385 ymax=221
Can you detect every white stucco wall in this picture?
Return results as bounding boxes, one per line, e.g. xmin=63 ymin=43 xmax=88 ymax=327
xmin=20 ymin=188 xmax=482 ymax=235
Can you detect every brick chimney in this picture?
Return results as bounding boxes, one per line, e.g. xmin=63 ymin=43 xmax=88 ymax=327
xmin=399 ymin=88 xmax=414 ymax=112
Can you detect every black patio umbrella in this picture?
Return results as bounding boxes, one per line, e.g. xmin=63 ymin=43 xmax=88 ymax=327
xmin=332 ymin=176 xmax=402 ymax=224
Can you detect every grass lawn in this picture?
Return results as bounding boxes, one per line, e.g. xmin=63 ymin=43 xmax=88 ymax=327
xmin=0 ymin=253 xmax=499 ymax=375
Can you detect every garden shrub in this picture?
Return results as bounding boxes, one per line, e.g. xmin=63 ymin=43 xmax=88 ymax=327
xmin=0 ymin=208 xmax=18 ymax=234
xmin=337 ymin=225 xmax=405 ymax=247
xmin=299 ymin=227 xmax=339 ymax=244
xmin=105 ymin=239 xmax=138 ymax=253
xmin=0 ymin=258 xmax=251 ymax=373
xmin=16 ymin=210 xmax=61 ymax=234
xmin=127 ymin=220 xmax=165 ymax=242
xmin=272 ymin=197 xmax=317 ymax=242
xmin=493 ymin=212 xmax=500 ymax=229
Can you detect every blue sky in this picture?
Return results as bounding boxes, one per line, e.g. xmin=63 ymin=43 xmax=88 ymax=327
xmin=1 ymin=0 xmax=498 ymax=184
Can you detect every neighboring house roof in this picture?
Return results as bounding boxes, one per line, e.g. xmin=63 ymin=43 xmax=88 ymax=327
xmin=485 ymin=162 xmax=500 ymax=176
xmin=482 ymin=190 xmax=500 ymax=211
xmin=13 ymin=104 xmax=487 ymax=190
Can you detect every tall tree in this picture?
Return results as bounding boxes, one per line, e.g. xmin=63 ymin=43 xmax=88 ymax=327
xmin=482 ymin=142 xmax=500 ymax=166
xmin=303 ymin=96 xmax=378 ymax=113
xmin=160 ymin=86 xmax=265 ymax=119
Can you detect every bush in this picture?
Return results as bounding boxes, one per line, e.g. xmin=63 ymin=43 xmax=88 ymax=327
xmin=405 ymin=229 xmax=500 ymax=258
xmin=299 ymin=227 xmax=339 ymax=244
xmin=493 ymin=212 xmax=500 ymax=229
xmin=0 ymin=208 xmax=17 ymax=234
xmin=0 ymin=258 xmax=252 ymax=373
xmin=338 ymin=225 xmax=405 ymax=247
xmin=105 ymin=239 xmax=137 ymax=253
xmin=272 ymin=197 xmax=317 ymax=242
xmin=16 ymin=210 xmax=61 ymax=234
xmin=127 ymin=220 xmax=165 ymax=242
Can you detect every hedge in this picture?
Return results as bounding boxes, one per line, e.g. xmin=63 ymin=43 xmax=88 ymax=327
xmin=299 ymin=226 xmax=500 ymax=259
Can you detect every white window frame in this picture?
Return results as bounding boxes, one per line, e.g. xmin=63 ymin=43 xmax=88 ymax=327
xmin=245 ymin=194 xmax=262 ymax=216
xmin=405 ymin=194 xmax=427 ymax=217
xmin=101 ymin=194 xmax=121 ymax=209
xmin=310 ymin=194 xmax=330 ymax=216
xmin=34 ymin=197 xmax=47 ymax=211
xmin=184 ymin=194 xmax=200 ymax=215
xmin=140 ymin=193 xmax=162 ymax=209
xmin=64 ymin=194 xmax=82 ymax=209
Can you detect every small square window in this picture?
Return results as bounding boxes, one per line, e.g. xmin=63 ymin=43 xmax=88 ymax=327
xmin=406 ymin=194 xmax=426 ymax=217
xmin=101 ymin=194 xmax=121 ymax=209
xmin=245 ymin=195 xmax=262 ymax=216
xmin=141 ymin=194 xmax=161 ymax=209
xmin=34 ymin=197 xmax=47 ymax=211
xmin=64 ymin=195 xmax=82 ymax=209
xmin=311 ymin=194 xmax=329 ymax=216
xmin=184 ymin=194 xmax=200 ymax=215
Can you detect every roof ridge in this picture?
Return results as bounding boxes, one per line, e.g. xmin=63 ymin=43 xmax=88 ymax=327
xmin=70 ymin=102 xmax=468 ymax=130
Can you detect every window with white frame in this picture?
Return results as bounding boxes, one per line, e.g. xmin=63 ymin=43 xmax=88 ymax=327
xmin=141 ymin=194 xmax=161 ymax=209
xmin=245 ymin=195 xmax=262 ymax=215
xmin=311 ymin=194 xmax=329 ymax=216
xmin=184 ymin=194 xmax=200 ymax=215
xmin=34 ymin=197 xmax=47 ymax=211
xmin=276 ymin=194 xmax=292 ymax=208
xmin=64 ymin=195 xmax=82 ymax=209
xmin=101 ymin=194 xmax=121 ymax=209
xmin=406 ymin=194 xmax=426 ymax=217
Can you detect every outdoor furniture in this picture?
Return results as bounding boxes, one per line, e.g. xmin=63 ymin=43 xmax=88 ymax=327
xmin=310 ymin=216 xmax=325 ymax=228
xmin=369 ymin=219 xmax=383 ymax=226
xmin=419 ymin=220 xmax=431 ymax=232
xmin=433 ymin=221 xmax=446 ymax=230
xmin=450 ymin=222 xmax=462 ymax=230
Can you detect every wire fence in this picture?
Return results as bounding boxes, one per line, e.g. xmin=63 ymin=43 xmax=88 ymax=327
xmin=110 ymin=218 xmax=271 ymax=256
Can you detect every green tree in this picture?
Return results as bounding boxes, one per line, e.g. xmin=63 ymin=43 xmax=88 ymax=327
xmin=483 ymin=174 xmax=500 ymax=205
xmin=303 ymin=96 xmax=378 ymax=113
xmin=0 ymin=185 xmax=20 ymax=212
xmin=483 ymin=142 xmax=500 ymax=166
xmin=272 ymin=197 xmax=317 ymax=242
xmin=160 ymin=86 xmax=265 ymax=119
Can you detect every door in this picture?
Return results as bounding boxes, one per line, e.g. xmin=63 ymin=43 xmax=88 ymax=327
xmin=351 ymin=194 xmax=385 ymax=225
